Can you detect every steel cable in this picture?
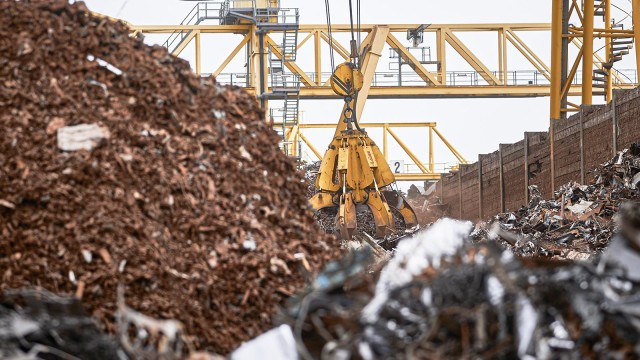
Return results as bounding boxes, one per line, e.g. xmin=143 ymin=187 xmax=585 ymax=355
xmin=324 ymin=0 xmax=336 ymax=73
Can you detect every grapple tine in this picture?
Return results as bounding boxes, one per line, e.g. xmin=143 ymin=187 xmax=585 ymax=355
xmin=337 ymin=193 xmax=357 ymax=240
xmin=366 ymin=191 xmax=394 ymax=237
xmin=382 ymin=190 xmax=418 ymax=229
xmin=397 ymin=199 xmax=418 ymax=229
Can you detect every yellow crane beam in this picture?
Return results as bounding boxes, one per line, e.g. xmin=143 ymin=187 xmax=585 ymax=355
xmin=131 ymin=21 xmax=637 ymax=104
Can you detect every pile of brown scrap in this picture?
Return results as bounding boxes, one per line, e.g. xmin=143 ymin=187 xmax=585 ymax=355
xmin=0 ymin=0 xmax=339 ymax=354
xmin=479 ymin=143 xmax=640 ymax=260
xmin=256 ymin=207 xmax=640 ymax=360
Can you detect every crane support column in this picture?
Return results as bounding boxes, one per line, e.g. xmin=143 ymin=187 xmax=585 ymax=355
xmin=605 ymin=0 xmax=613 ymax=102
xmin=550 ymin=0 xmax=564 ymax=120
xmin=561 ymin=0 xmax=569 ymax=117
xmin=634 ymin=0 xmax=640 ymax=74
xmin=582 ymin=0 xmax=594 ymax=105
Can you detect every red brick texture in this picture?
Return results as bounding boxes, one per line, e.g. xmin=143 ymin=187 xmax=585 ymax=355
xmin=459 ymin=163 xmax=480 ymax=221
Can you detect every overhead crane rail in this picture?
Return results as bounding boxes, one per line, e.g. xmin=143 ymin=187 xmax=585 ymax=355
xmin=212 ymin=69 xmax=639 ymax=88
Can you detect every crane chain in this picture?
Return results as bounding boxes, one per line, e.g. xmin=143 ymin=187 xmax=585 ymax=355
xmin=343 ymin=96 xmax=355 ymax=132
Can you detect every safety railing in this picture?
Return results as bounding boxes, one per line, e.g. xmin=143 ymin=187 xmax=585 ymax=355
xmin=253 ymin=7 xmax=298 ymax=27
xmin=163 ymin=1 xmax=224 ymax=52
xmin=403 ymin=163 xmax=460 ymax=174
xmin=226 ymin=0 xmax=280 ymax=9
xmin=204 ymin=73 xmax=250 ymax=87
xmin=212 ymin=70 xmax=638 ymax=88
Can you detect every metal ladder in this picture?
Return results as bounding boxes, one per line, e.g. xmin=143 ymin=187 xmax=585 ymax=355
xmin=594 ymin=0 xmax=605 ymax=18
xmin=270 ymin=108 xmax=301 ymax=159
xmin=281 ymin=27 xmax=298 ymax=61
xmin=269 ymin=45 xmax=300 ymax=158
xmin=269 ymin=51 xmax=300 ymax=122
xmin=256 ymin=7 xmax=299 ymax=62
xmin=282 ymin=95 xmax=299 ymax=126
xmin=269 ymin=55 xmax=285 ymax=88
xmin=593 ymin=23 xmax=633 ymax=90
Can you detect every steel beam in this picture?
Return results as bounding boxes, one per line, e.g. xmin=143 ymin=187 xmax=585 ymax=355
xmin=386 ymin=127 xmax=432 ymax=174
xmin=634 ymin=0 xmax=640 ymax=74
xmin=582 ymin=0 xmax=594 ymax=105
xmin=386 ymin=33 xmax=441 ymax=85
xmin=297 ymin=132 xmax=322 ymax=160
xmin=395 ymin=174 xmax=442 ymax=181
xmin=550 ymin=0 xmax=564 ymax=120
xmin=213 ymin=33 xmax=250 ymax=77
xmin=498 ymin=28 xmax=506 ymax=84
xmin=437 ymin=29 xmax=446 ymax=84
xmin=131 ymin=23 xmax=553 ymax=33
xmin=314 ymin=30 xmax=322 ymax=85
xmin=244 ymin=84 xmax=617 ymax=99
xmin=195 ymin=32 xmax=201 ymax=75
xmin=444 ymin=30 xmax=500 ymax=85
xmin=506 ymin=29 xmax=551 ymax=81
xmin=561 ymin=0 xmax=569 ymax=118
xmin=605 ymin=0 xmax=613 ymax=102
xmin=170 ymin=30 xmax=196 ymax=57
xmin=429 ymin=127 xmax=435 ymax=172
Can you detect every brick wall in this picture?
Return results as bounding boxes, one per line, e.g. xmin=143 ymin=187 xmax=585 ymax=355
xmin=617 ymin=88 xmax=640 ymax=150
xmin=431 ymin=87 xmax=640 ymax=221
xmin=459 ymin=163 xmax=480 ymax=221
xmin=526 ymin=132 xmax=552 ymax=199
xmin=441 ymin=172 xmax=460 ymax=218
xmin=552 ymin=112 xmax=582 ymax=187
xmin=583 ymin=105 xmax=614 ymax=180
xmin=480 ymin=151 xmax=501 ymax=218
xmin=502 ymin=141 xmax=525 ymax=212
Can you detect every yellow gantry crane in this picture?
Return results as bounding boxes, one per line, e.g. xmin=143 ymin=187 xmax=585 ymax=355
xmin=124 ymin=0 xmax=640 ymax=210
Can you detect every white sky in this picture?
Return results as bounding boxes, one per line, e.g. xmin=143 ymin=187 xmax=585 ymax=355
xmin=84 ymin=0 xmax=636 ymax=179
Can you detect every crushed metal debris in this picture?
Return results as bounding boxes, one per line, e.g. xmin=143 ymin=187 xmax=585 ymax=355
xmin=476 ymin=143 xmax=640 ymax=260
xmin=268 ymin=207 xmax=640 ymax=359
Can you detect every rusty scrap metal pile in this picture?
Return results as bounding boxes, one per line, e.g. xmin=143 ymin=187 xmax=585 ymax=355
xmin=0 ymin=0 xmax=340 ymax=356
xmin=480 ymin=143 xmax=640 ymax=260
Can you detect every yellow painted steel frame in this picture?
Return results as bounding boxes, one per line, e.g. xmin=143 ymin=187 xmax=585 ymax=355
xmin=550 ymin=0 xmax=637 ymax=120
xmin=287 ymin=122 xmax=467 ymax=181
xmin=130 ymin=22 xmax=639 ymax=101
xmin=634 ymin=0 xmax=640 ymax=74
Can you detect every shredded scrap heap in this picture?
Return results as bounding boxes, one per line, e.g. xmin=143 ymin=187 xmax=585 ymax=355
xmin=0 ymin=0 xmax=339 ymax=354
